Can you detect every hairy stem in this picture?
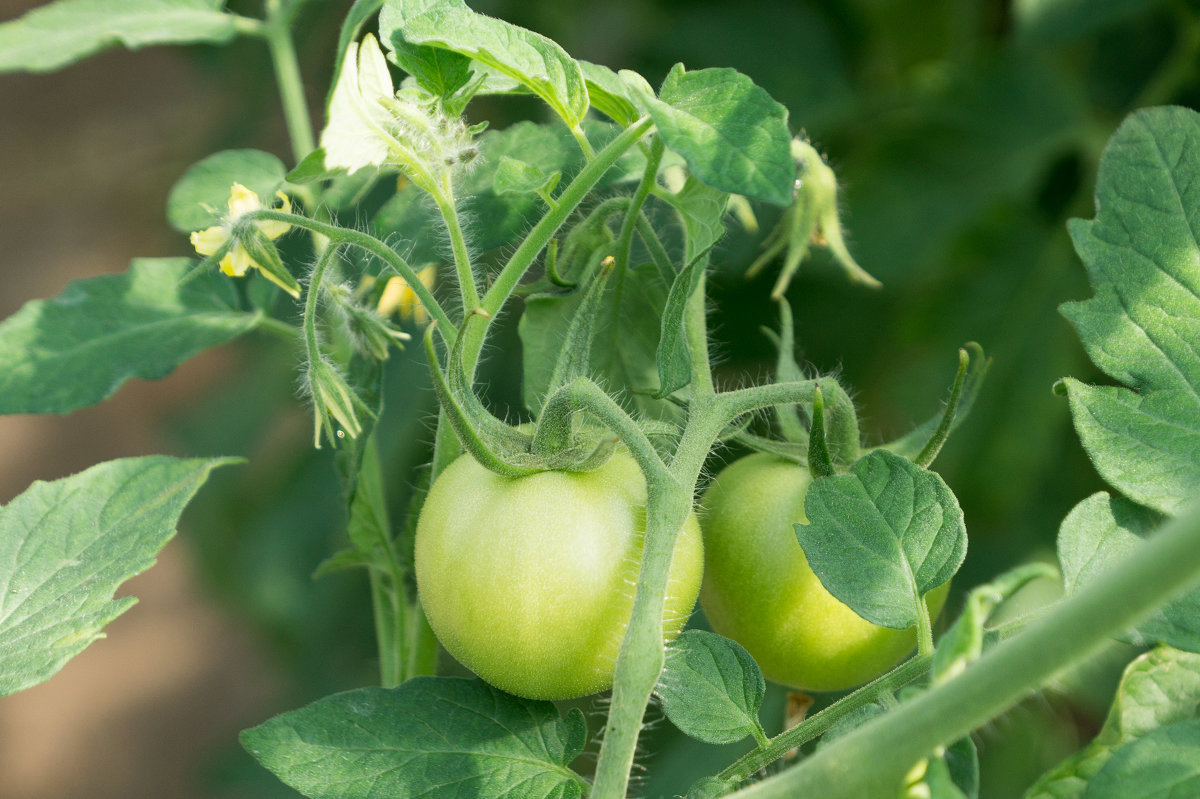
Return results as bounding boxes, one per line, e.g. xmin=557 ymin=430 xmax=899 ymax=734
xmin=468 ymin=118 xmax=653 ymax=369
xmin=615 ymin=136 xmax=664 ymax=274
xmin=592 ymin=479 xmax=692 ymax=799
xmin=433 ymin=186 xmax=480 ymax=313
xmin=253 ymin=210 xmax=454 ymax=331
xmin=731 ymin=500 xmax=1200 ymax=798
xmin=717 ymin=653 xmax=932 ymax=785
xmin=687 ymin=270 xmax=715 ymax=398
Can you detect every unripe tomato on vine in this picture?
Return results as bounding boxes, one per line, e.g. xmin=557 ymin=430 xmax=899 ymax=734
xmin=415 ymin=448 xmax=705 ymax=700
xmin=700 ymin=452 xmax=948 ymax=692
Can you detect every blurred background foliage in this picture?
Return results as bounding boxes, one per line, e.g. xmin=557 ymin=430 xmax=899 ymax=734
xmin=3 ymin=0 xmax=1199 ymax=796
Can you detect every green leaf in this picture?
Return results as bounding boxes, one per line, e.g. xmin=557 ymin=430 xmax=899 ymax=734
xmin=520 ymin=263 xmax=675 ymax=420
xmin=660 ymin=176 xmax=730 ymax=270
xmin=1026 ymin=646 xmax=1200 ymax=799
xmin=654 ymin=259 xmax=705 ymax=399
xmin=652 ymin=178 xmax=728 ymax=398
xmin=493 ymin=155 xmax=560 ymax=197
xmin=1060 ymin=381 xmax=1200 ymax=517
xmin=798 ymin=449 xmax=967 ymax=629
xmin=378 ymin=0 xmax=473 ymax=99
xmin=658 ymin=630 xmax=767 ymax=745
xmin=166 ymin=149 xmax=288 ymax=233
xmin=580 ymin=60 xmax=637 ymax=127
xmin=636 ymin=64 xmax=793 ymax=205
xmin=914 ymin=739 xmax=979 ymax=799
xmin=380 ymin=0 xmax=588 ymax=130
xmin=0 ymin=258 xmax=263 ymax=415
xmin=0 ymin=456 xmax=235 ymax=695
xmin=1061 ymin=106 xmax=1200 ymax=516
xmin=1058 ymin=492 xmax=1200 ymax=652
xmin=0 ymin=0 xmax=239 ymax=73
xmin=1087 ymin=720 xmax=1200 ymax=799
xmin=241 ymin=677 xmax=589 ymax=799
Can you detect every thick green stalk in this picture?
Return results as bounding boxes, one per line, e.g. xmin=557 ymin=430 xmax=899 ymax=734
xmin=592 ymin=480 xmax=693 ymax=799
xmin=731 ymin=500 xmax=1200 ymax=798
xmin=264 ymin=0 xmax=315 ymax=163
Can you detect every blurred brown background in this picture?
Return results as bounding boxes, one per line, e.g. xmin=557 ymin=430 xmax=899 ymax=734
xmin=0 ymin=2 xmax=289 ymax=795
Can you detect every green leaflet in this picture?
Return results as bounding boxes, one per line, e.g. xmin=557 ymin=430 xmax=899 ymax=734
xmin=658 ymin=630 xmax=767 ymax=746
xmin=1061 ymin=106 xmax=1200 ymax=516
xmin=0 ymin=0 xmax=239 ymax=73
xmin=242 ymin=677 xmax=589 ymax=799
xmin=0 ymin=258 xmax=263 ymax=415
xmin=652 ymin=178 xmax=729 ymax=398
xmin=1058 ymin=492 xmax=1200 ymax=652
xmin=167 ymin=149 xmax=287 ymax=234
xmin=520 ymin=263 xmax=675 ymax=421
xmin=0 ymin=456 xmax=236 ymax=695
xmin=378 ymin=0 xmax=472 ymax=100
xmin=379 ymin=0 xmax=588 ymax=131
xmin=580 ymin=60 xmax=638 ymax=127
xmin=633 ymin=64 xmax=794 ymax=206
xmin=1087 ymin=720 xmax=1200 ymax=798
xmin=1025 ymin=646 xmax=1200 ymax=799
xmin=798 ymin=450 xmax=967 ymax=629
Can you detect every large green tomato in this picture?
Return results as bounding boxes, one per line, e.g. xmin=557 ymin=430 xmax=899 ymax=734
xmin=416 ymin=448 xmax=705 ymax=700
xmin=700 ymin=453 xmax=949 ymax=692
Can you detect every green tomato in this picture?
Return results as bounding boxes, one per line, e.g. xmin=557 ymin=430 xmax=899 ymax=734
xmin=700 ymin=452 xmax=949 ymax=692
xmin=415 ymin=448 xmax=705 ymax=700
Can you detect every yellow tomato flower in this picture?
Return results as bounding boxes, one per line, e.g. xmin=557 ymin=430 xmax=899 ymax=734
xmin=189 ymin=183 xmax=298 ymax=296
xmin=377 ymin=265 xmax=436 ymax=324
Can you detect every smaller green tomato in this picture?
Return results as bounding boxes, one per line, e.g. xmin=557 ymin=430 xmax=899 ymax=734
xmin=700 ymin=453 xmax=948 ymax=692
xmin=415 ymin=449 xmax=705 ymax=701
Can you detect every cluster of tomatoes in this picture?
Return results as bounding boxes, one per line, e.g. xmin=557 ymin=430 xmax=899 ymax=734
xmin=416 ymin=448 xmax=943 ymax=701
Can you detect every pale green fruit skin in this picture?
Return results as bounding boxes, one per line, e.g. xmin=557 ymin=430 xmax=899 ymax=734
xmin=416 ymin=449 xmax=705 ymax=700
xmin=700 ymin=453 xmax=949 ymax=692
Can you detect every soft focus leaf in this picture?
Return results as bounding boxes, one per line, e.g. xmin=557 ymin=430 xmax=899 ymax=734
xmin=0 ymin=457 xmax=235 ymax=695
xmin=167 ymin=149 xmax=287 ymax=234
xmin=1058 ymin=492 xmax=1200 ymax=652
xmin=242 ymin=677 xmax=589 ymax=799
xmin=1086 ymin=719 xmax=1200 ymax=799
xmin=1026 ymin=646 xmax=1200 ymax=799
xmin=0 ymin=258 xmax=262 ymax=415
xmin=0 ymin=0 xmax=238 ymax=73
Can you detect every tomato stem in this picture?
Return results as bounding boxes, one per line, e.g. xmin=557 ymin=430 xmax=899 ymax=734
xmin=713 ymin=653 xmax=931 ymax=786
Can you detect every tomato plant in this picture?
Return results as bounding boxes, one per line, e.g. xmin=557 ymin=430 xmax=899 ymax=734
xmin=701 ymin=452 xmax=949 ymax=692
xmin=416 ymin=448 xmax=704 ymax=700
xmin=4 ymin=2 xmax=1200 ymax=799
